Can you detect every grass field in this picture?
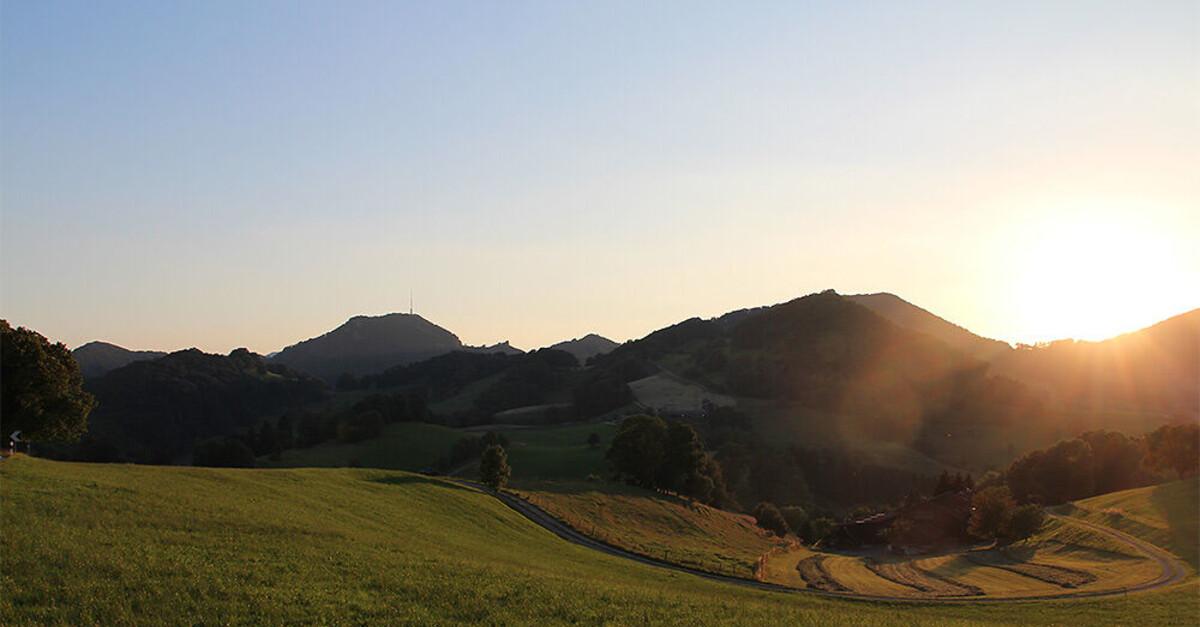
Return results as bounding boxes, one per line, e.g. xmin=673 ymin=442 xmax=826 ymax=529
xmin=4 ymin=457 xmax=1198 ymax=625
xmin=266 ymin=421 xmax=465 ymax=471
xmin=1057 ymin=478 xmax=1199 ymax=569
xmin=459 ymin=422 xmax=617 ymax=482
xmin=628 ymin=373 xmax=736 ymax=413
xmin=518 ymin=482 xmax=790 ymax=578
xmin=760 ymin=485 xmax=1194 ymax=602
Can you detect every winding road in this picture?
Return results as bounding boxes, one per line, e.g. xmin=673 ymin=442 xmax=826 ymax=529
xmin=450 ymin=478 xmax=1190 ymax=603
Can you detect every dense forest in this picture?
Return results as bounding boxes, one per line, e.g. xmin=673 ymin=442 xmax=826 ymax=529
xmin=61 ymin=349 xmax=328 ymax=463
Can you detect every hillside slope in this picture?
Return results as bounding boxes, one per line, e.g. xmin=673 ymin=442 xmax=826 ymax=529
xmin=846 ymin=293 xmax=1011 ymax=360
xmin=3 ymin=457 xmax=1196 ymax=625
xmin=548 ymin=333 xmax=619 ymax=364
xmin=270 ymin=313 xmax=464 ymax=381
xmin=992 ymin=310 xmax=1200 ymax=419
xmin=72 ymin=341 xmax=166 ymax=378
xmin=1060 ymin=478 xmax=1199 ymax=570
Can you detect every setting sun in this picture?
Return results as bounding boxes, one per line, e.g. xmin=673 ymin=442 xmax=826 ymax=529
xmin=1007 ymin=207 xmax=1192 ymax=343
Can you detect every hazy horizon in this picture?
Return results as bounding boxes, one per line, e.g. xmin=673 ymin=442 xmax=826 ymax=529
xmin=3 ymin=1 xmax=1197 ymax=355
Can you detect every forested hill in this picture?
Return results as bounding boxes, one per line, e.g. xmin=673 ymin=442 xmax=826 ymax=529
xmin=547 ymin=333 xmax=619 ymax=364
xmin=269 ymin=313 xmax=464 ymax=382
xmin=992 ymin=309 xmax=1200 ymax=419
xmin=73 ymin=341 xmax=167 ymax=378
xmin=846 ymin=292 xmax=1012 ymax=360
xmin=83 ymin=348 xmax=328 ymax=462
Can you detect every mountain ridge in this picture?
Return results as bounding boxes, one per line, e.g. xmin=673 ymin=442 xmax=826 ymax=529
xmin=72 ymin=341 xmax=167 ymax=378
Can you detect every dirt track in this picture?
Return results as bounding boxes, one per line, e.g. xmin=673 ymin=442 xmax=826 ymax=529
xmin=450 ymin=478 xmax=1191 ymax=603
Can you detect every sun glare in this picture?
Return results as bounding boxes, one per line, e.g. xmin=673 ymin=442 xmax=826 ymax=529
xmin=1007 ymin=208 xmax=1190 ymax=343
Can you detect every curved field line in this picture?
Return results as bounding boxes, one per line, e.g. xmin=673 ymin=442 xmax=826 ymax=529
xmin=450 ymin=478 xmax=1190 ymax=603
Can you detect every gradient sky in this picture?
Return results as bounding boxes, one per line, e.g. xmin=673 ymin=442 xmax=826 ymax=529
xmin=3 ymin=1 xmax=1197 ymax=354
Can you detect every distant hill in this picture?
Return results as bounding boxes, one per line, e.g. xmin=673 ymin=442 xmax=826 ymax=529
xmin=846 ymin=293 xmax=1011 ymax=360
xmin=360 ymin=348 xmax=581 ymax=426
xmin=270 ymin=313 xmax=464 ymax=382
xmin=72 ymin=341 xmax=167 ymax=378
xmin=83 ymin=348 xmax=328 ymax=462
xmin=465 ymin=341 xmax=524 ymax=356
xmin=992 ymin=309 xmax=1200 ymax=419
xmin=548 ymin=333 xmax=618 ymax=364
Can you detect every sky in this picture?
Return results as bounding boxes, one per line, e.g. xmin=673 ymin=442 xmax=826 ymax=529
xmin=2 ymin=1 xmax=1197 ymax=355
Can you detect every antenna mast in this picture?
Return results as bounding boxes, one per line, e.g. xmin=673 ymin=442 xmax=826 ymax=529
xmin=409 ymin=290 xmax=413 ymax=315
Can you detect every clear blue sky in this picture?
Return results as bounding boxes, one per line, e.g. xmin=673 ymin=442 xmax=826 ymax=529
xmin=3 ymin=1 xmax=1197 ymax=353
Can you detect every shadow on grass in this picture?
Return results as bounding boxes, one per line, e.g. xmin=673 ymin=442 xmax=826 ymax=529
xmin=366 ymin=474 xmax=480 ymax=494
xmin=1149 ymin=479 xmax=1199 ymax=569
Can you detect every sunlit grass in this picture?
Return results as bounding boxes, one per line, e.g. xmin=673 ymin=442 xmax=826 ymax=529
xmin=1059 ymin=478 xmax=1199 ymax=569
xmin=2 ymin=457 xmax=1197 ymax=625
xmin=518 ymin=480 xmax=789 ymax=578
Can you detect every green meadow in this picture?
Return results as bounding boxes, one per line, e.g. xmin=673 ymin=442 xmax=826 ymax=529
xmin=1058 ymin=478 xmax=1200 ymax=569
xmin=3 ymin=456 xmax=1197 ymax=625
xmin=266 ymin=421 xmax=465 ymax=471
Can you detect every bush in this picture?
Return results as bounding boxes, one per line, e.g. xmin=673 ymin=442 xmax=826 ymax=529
xmin=753 ymin=502 xmax=788 ymax=537
xmin=780 ymin=506 xmax=811 ymax=541
xmin=1005 ymin=504 xmax=1045 ymax=541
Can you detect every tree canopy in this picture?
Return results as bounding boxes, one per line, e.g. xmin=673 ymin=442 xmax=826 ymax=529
xmin=1 ymin=320 xmax=96 ymax=442
xmin=605 ymin=414 xmax=727 ymax=506
xmin=479 ymin=444 xmax=511 ymax=492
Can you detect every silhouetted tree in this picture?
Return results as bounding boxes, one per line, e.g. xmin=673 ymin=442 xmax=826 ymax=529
xmin=1 ymin=320 xmax=96 ymax=443
xmin=659 ymin=422 xmax=707 ymax=492
xmin=605 ymin=415 xmax=668 ymax=488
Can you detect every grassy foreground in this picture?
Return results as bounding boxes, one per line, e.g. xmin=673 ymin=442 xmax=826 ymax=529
xmin=2 ymin=457 xmax=1197 ymax=625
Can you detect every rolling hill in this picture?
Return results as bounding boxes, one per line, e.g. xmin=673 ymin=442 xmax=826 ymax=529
xmin=72 ymin=341 xmax=167 ymax=378
xmin=547 ymin=333 xmax=619 ymax=364
xmin=991 ymin=309 xmax=1200 ymax=419
xmin=270 ymin=313 xmax=464 ymax=382
xmin=846 ymin=293 xmax=1012 ymax=360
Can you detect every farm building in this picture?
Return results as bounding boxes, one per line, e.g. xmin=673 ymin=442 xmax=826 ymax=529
xmin=824 ymin=490 xmax=973 ymax=554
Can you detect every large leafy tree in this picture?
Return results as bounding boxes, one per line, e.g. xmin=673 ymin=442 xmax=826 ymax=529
xmin=968 ymin=486 xmax=1016 ymax=540
xmin=1143 ymin=423 xmax=1199 ymax=478
xmin=479 ymin=444 xmax=511 ymax=492
xmin=1 ymin=321 xmax=96 ymax=442
xmin=605 ymin=414 xmax=668 ymax=488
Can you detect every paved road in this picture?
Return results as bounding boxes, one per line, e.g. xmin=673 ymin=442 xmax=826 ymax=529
xmin=1051 ymin=512 xmax=1189 ymax=591
xmin=450 ymin=478 xmax=1191 ymax=603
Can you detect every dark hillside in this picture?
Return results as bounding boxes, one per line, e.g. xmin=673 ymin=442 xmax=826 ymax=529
xmin=72 ymin=341 xmax=167 ymax=378
xmin=270 ymin=313 xmax=463 ymax=382
xmin=548 ymin=333 xmax=619 ymax=364
xmin=83 ymin=349 xmax=328 ymax=462
xmin=993 ymin=309 xmax=1199 ymax=419
xmin=847 ymin=293 xmax=1012 ymax=360
xmin=361 ymin=348 xmax=580 ymax=426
